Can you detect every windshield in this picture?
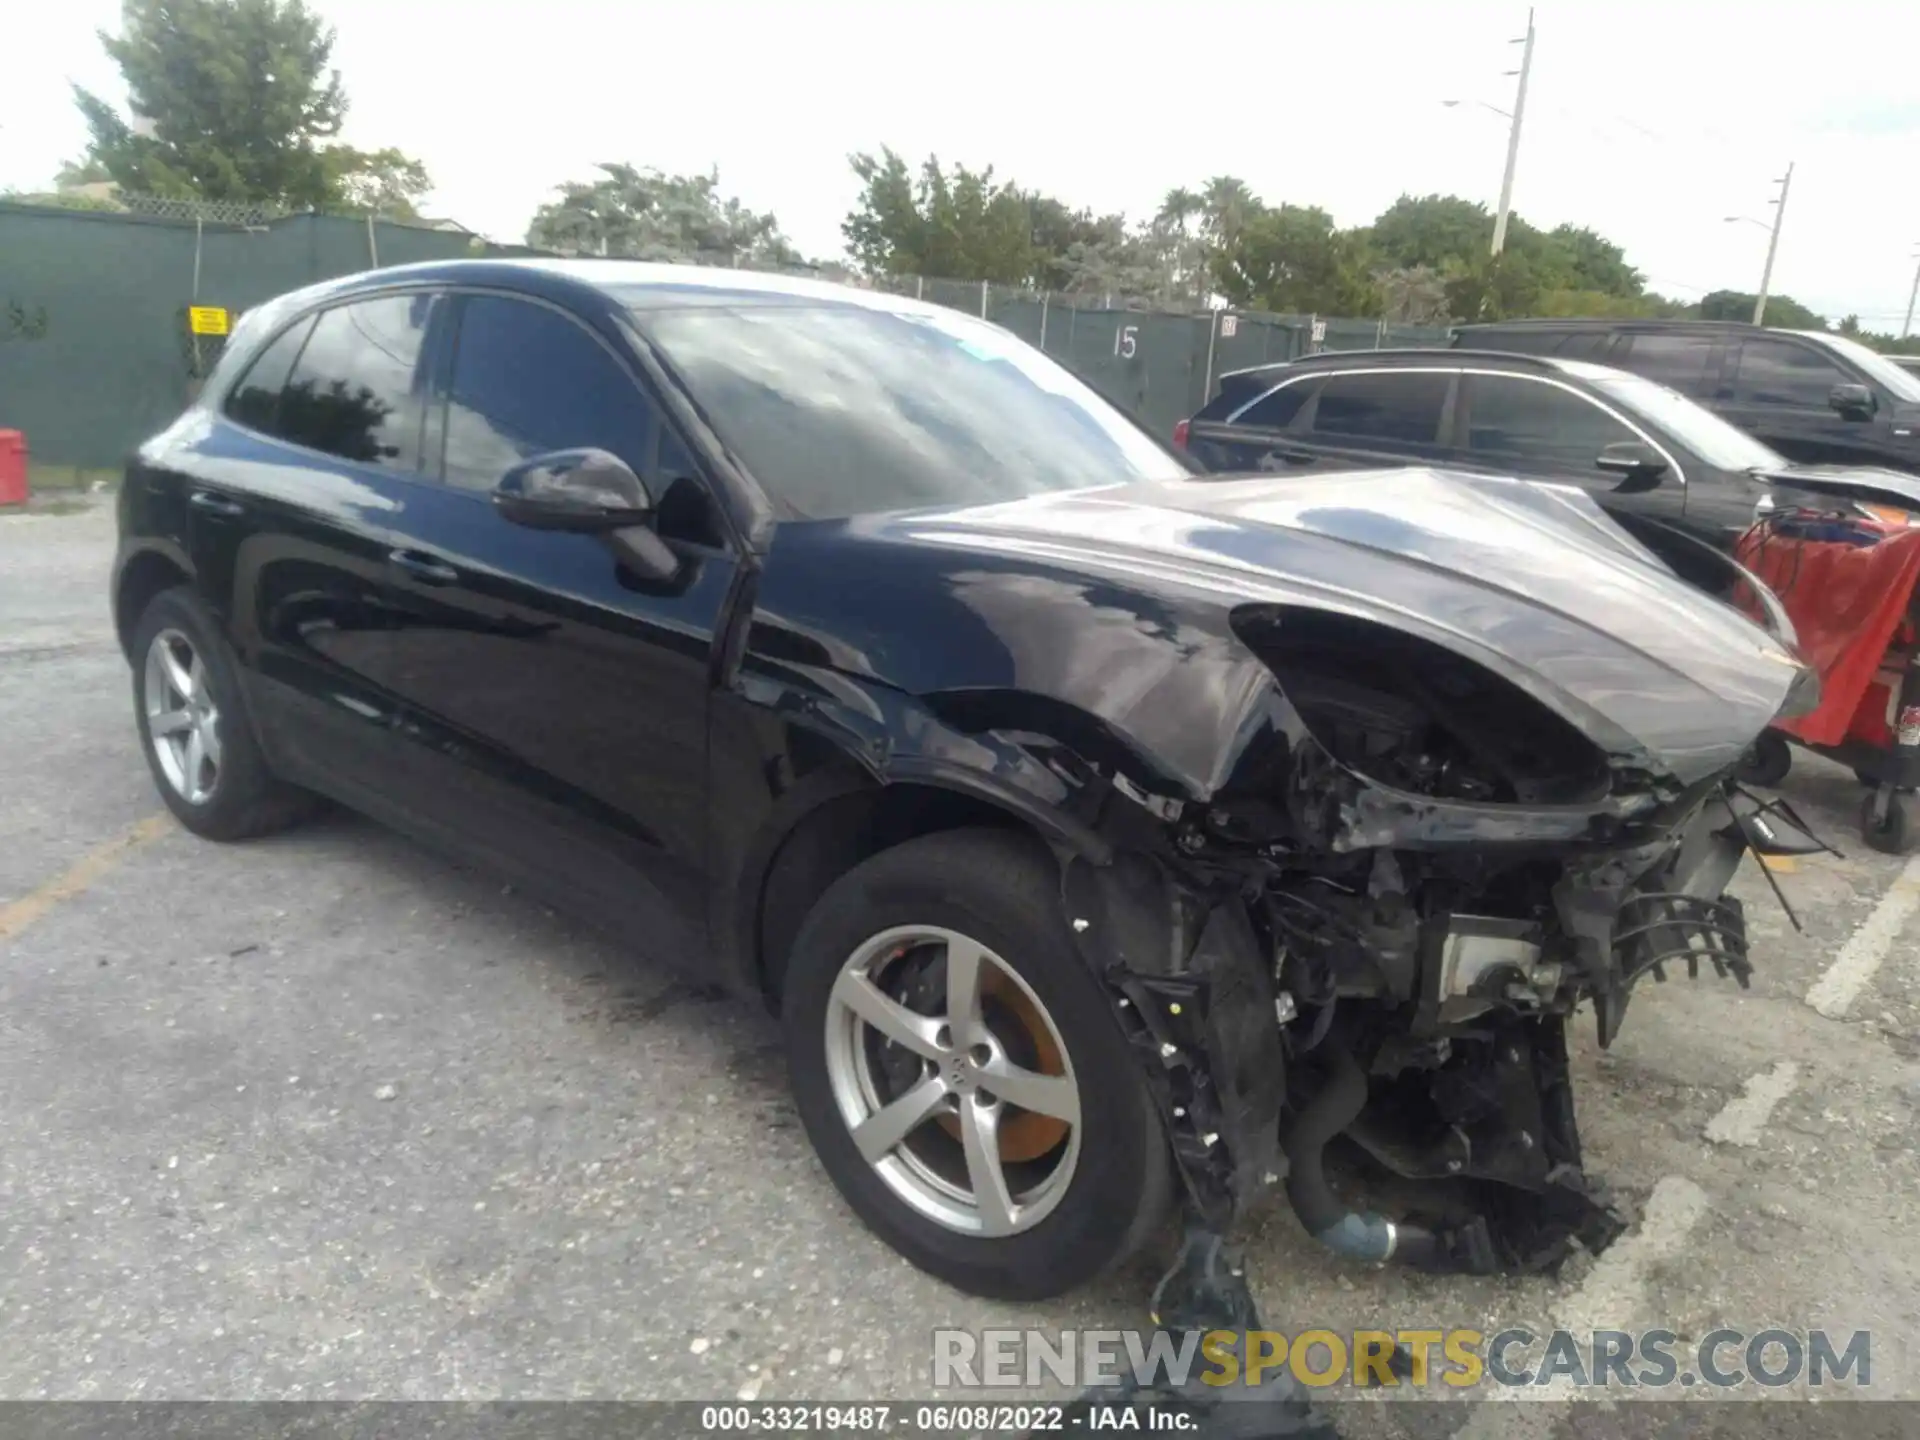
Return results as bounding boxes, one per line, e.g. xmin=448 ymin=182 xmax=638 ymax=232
xmin=627 ymin=299 xmax=1187 ymax=520
xmin=1801 ymin=331 xmax=1920 ymax=404
xmin=1586 ymin=372 xmax=1785 ymax=471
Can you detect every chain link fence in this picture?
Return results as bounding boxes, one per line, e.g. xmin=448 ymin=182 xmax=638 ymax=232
xmin=1 ymin=195 xmax=1450 ymax=472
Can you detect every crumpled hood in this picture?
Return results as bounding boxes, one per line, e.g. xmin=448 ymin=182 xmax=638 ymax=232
xmin=902 ymin=466 xmax=1806 ymax=785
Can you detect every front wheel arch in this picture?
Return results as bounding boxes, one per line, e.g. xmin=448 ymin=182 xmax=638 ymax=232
xmin=752 ymin=780 xmax=1064 ymax=1007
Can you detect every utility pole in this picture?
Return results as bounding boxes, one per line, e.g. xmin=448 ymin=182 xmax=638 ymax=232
xmin=1902 ymin=249 xmax=1920 ymax=339
xmin=1489 ymin=7 xmax=1536 ymax=257
xmin=1751 ymin=162 xmax=1794 ymax=326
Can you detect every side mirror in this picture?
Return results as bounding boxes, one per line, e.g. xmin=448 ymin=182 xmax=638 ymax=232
xmin=1830 ymin=383 xmax=1876 ymax=420
xmin=493 ymin=448 xmax=652 ymax=532
xmin=1594 ymin=441 xmax=1668 ymax=492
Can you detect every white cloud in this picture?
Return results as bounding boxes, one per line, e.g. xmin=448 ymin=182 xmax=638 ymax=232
xmin=4 ymin=0 xmax=1917 ymax=327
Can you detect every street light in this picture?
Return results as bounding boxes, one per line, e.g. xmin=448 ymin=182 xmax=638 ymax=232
xmin=1724 ymin=165 xmax=1794 ymax=325
xmin=1439 ymin=7 xmax=1535 ymax=258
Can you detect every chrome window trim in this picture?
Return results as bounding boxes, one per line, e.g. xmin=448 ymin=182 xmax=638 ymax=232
xmin=1222 ymin=365 xmax=1689 ymax=488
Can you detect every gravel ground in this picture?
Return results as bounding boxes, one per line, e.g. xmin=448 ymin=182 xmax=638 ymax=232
xmin=2 ymin=497 xmax=1916 ymax=1434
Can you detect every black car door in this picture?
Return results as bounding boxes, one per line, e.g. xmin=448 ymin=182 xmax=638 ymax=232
xmin=369 ymin=289 xmax=735 ymax=961
xmin=179 ymin=290 xmax=441 ymax=803
xmin=1451 ymin=371 xmax=1687 ymax=530
xmin=1720 ymin=333 xmax=1884 ymax=467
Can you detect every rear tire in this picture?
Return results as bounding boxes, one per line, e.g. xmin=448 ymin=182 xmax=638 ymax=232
xmin=782 ymin=827 xmax=1173 ymax=1301
xmin=130 ymin=586 xmax=318 ymax=841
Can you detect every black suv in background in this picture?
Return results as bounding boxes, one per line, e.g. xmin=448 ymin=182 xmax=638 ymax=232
xmin=1180 ymin=348 xmax=1920 ymax=590
xmin=1452 ymin=319 xmax=1920 ymax=475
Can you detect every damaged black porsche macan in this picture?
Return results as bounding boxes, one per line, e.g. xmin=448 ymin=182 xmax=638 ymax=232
xmin=114 ymin=261 xmax=1822 ymax=1317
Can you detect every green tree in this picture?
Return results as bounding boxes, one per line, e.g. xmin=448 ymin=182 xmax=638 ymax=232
xmin=528 ymin=164 xmax=799 ymax=265
xmin=74 ymin=0 xmax=345 ymax=205
xmin=1366 ymin=194 xmax=1498 ymax=272
xmin=1696 ymin=290 xmax=1827 ymax=329
xmin=1211 ymin=203 xmax=1378 ymax=317
xmin=842 ymin=148 xmax=1034 ymax=283
xmin=1545 ymin=224 xmax=1643 ymax=297
xmin=70 ymin=0 xmax=430 ymax=214
xmin=324 ymin=146 xmax=432 ymax=219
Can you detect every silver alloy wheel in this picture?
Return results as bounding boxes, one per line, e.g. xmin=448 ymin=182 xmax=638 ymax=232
xmin=824 ymin=925 xmax=1082 ymax=1237
xmin=143 ymin=628 xmax=222 ymax=805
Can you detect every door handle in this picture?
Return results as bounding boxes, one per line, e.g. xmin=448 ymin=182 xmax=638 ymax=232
xmin=189 ymin=489 xmax=245 ymax=518
xmin=387 ymin=549 xmax=460 ymax=586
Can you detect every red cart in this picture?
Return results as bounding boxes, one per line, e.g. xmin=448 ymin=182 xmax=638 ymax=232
xmin=1733 ymin=511 xmax=1920 ymax=853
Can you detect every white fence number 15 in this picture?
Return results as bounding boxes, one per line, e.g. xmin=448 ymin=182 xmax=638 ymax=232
xmin=1113 ymin=324 xmax=1138 ymax=359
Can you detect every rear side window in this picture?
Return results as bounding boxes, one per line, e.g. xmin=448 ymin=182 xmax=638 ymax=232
xmin=224 ymin=316 xmax=314 ymax=436
xmin=1615 ymin=334 xmax=1717 ymax=397
xmin=1234 ymin=378 xmax=1318 ymax=429
xmin=1309 ymin=372 xmax=1450 ymax=447
xmin=275 ymin=295 xmax=435 ymax=468
xmin=1464 ymin=375 xmax=1636 ymax=467
xmin=441 ymin=295 xmax=659 ymax=491
xmin=1731 ymin=337 xmax=1851 ymax=407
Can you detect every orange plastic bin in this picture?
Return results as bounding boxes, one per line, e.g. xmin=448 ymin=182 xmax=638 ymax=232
xmin=0 ymin=431 xmax=26 ymax=507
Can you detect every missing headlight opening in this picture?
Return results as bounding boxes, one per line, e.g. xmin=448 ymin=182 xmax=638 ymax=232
xmin=1050 ymin=600 xmax=1827 ymax=1356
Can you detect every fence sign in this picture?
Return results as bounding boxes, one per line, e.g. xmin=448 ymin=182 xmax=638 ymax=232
xmin=1310 ymin=318 xmax=1327 ymax=343
xmin=1220 ymin=314 xmax=1238 ymax=338
xmin=187 ymin=306 xmax=230 ymax=336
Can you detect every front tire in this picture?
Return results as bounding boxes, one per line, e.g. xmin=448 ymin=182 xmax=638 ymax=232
xmin=783 ymin=827 xmax=1173 ymax=1300
xmin=130 ymin=586 xmax=317 ymax=841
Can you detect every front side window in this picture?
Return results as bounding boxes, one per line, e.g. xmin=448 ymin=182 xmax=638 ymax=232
xmin=1732 ymin=337 xmax=1857 ymax=408
xmin=1811 ymin=332 xmax=1920 ymax=401
xmin=274 ymin=295 xmax=435 ymax=468
xmin=629 ymin=299 xmax=1185 ymax=520
xmin=1309 ymin=372 xmax=1450 ymax=448
xmin=1464 ymin=375 xmax=1635 ymax=467
xmin=441 ymin=295 xmax=664 ymax=492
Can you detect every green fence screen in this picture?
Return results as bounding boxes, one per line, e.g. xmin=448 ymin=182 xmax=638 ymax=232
xmin=0 ymin=201 xmax=539 ymax=471
xmin=0 ymin=200 xmax=1450 ymax=471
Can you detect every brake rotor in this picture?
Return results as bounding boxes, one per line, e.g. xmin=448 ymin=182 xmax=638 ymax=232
xmin=938 ymin=964 xmax=1071 ymax=1163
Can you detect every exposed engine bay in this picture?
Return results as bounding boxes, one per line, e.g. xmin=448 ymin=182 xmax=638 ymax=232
xmin=1053 ymin=601 xmax=1827 ymax=1289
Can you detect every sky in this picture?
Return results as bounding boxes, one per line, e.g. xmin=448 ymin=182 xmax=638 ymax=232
xmin=5 ymin=0 xmax=1919 ymax=330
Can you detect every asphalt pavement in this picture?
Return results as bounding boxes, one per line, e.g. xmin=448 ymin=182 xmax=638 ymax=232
xmin=3 ymin=496 xmax=1917 ymax=1434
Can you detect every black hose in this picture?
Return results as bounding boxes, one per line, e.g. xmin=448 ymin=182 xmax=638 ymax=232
xmin=1281 ymin=1044 xmax=1441 ymax=1267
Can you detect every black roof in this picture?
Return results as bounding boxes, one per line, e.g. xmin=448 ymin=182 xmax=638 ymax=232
xmin=1452 ymin=317 xmax=1762 ymax=333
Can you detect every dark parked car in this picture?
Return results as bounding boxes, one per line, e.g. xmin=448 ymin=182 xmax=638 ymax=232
xmin=1180 ymin=347 xmax=1920 ymax=592
xmin=1451 ymin=319 xmax=1920 ymax=476
xmin=115 ymin=261 xmax=1814 ymax=1304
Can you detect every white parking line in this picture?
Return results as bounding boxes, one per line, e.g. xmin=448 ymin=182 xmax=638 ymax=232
xmin=1703 ymin=1061 xmax=1801 ymax=1147
xmin=1805 ymin=852 xmax=1920 ymax=1019
xmin=1452 ymin=1176 xmax=1712 ymax=1437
